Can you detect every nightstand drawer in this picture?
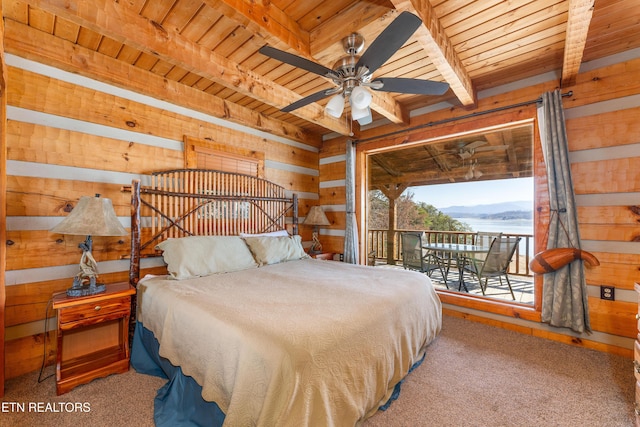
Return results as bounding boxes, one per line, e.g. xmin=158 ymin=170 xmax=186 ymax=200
xmin=58 ymin=296 xmax=131 ymax=326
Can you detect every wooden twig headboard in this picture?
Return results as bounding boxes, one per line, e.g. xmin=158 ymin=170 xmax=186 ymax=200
xmin=122 ymin=169 xmax=298 ymax=288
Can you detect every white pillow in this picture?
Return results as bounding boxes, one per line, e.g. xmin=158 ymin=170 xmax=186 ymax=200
xmin=242 ymin=235 xmax=309 ymax=265
xmin=238 ymin=230 xmax=289 ymax=238
xmin=156 ymin=236 xmax=258 ymax=280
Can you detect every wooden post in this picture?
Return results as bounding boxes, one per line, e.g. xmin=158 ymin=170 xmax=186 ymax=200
xmin=129 ymin=180 xmax=141 ymax=289
xmin=387 ymin=197 xmax=397 ymax=265
xmin=379 ymin=183 xmax=408 ymax=266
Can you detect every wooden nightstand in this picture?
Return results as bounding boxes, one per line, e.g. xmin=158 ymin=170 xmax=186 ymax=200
xmin=52 ymin=282 xmax=135 ymax=395
xmin=310 ymin=252 xmax=335 ymax=260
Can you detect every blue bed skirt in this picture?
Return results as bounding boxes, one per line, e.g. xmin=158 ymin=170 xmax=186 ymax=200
xmin=131 ymin=322 xmax=423 ymax=426
xmin=131 ymin=322 xmax=225 ymax=427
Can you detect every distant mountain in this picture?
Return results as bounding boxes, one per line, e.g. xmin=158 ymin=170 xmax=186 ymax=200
xmin=440 ymin=201 xmax=533 ymax=216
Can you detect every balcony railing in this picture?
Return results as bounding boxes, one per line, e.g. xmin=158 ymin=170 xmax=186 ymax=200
xmin=367 ymin=229 xmax=534 ymax=276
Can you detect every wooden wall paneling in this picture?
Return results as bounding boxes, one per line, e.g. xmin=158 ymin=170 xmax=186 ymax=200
xmin=565 ymin=106 xmax=640 ymax=151
xmin=319 ymin=235 xmax=344 ymax=255
xmin=5 ymin=332 xmax=55 ymax=380
xmin=1 ymin=0 xmax=8 ymax=396
xmin=6 ymin=121 xmax=183 ymax=174
xmin=323 ymin=211 xmax=346 ymax=230
xmin=587 ymin=297 xmax=637 ymax=339
xmin=570 ymin=56 xmax=640 ymax=106
xmin=319 ymin=161 xmax=347 ymax=181
xmin=577 ymin=205 xmax=640 ymax=226
xmin=264 ymin=169 xmax=319 ymax=194
xmin=319 ymin=186 xmax=347 ymax=205
xmin=6 ymin=230 xmax=129 ymax=270
xmin=7 ymin=177 xmax=135 ymax=217
xmin=6 ymin=67 xmax=319 ymax=165
xmin=319 ymin=137 xmax=348 ymax=158
xmin=572 ymin=158 xmax=640 ymax=194
xmin=584 ymin=253 xmax=640 ymax=290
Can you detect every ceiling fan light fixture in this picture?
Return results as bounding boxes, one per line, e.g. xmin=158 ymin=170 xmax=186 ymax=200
xmin=325 ymin=94 xmax=345 ymax=118
xmin=464 ymin=166 xmax=474 ymax=180
xmin=351 ymin=104 xmax=370 ymax=121
xmin=357 ymin=108 xmax=373 ymax=125
xmin=350 ymin=86 xmax=372 ymax=109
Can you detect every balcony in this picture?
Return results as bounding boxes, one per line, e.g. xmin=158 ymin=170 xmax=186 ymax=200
xmin=367 ymin=229 xmax=535 ymax=304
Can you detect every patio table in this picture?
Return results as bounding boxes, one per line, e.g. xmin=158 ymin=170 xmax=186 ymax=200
xmin=422 ymin=243 xmax=490 ymax=292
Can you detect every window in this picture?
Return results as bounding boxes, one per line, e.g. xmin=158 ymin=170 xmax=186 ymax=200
xmin=365 ymin=122 xmax=535 ymax=305
xmin=184 ymin=136 xmax=264 ymax=176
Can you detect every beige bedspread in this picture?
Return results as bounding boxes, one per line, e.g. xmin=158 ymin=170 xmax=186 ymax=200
xmin=138 ymin=258 xmax=442 ymax=426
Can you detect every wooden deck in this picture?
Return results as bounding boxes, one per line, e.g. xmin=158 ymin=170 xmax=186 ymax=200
xmin=375 ymin=262 xmax=535 ymax=305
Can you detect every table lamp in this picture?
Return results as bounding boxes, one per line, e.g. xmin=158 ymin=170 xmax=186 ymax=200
xmin=303 ymin=206 xmax=330 ymax=254
xmin=51 ymin=194 xmax=128 ymax=297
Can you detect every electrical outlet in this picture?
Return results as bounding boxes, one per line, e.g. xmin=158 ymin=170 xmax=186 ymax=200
xmin=600 ymin=286 xmax=615 ymax=301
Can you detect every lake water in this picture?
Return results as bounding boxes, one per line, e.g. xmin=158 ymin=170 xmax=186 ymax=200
xmin=453 ymin=217 xmax=533 ymax=235
xmin=453 ymin=217 xmax=534 ymax=255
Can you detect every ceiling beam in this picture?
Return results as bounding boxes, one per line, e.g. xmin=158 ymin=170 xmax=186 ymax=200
xmin=561 ymin=0 xmax=595 ymax=87
xmin=371 ymin=155 xmax=403 ymax=178
xmin=485 ymin=130 xmax=520 ymax=178
xmin=424 ymin=145 xmax=455 ymax=183
xmin=202 ymin=0 xmax=311 ymax=56
xmin=26 ymin=0 xmax=351 ymax=135
xmin=391 ymin=0 xmax=476 ymax=108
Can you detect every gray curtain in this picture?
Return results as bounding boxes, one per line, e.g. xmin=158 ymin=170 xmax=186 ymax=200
xmin=537 ymin=90 xmax=591 ymax=334
xmin=344 ymin=139 xmax=359 ymax=264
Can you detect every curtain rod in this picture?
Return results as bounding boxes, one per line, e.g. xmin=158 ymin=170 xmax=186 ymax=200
xmin=353 ymin=90 xmax=573 ymax=145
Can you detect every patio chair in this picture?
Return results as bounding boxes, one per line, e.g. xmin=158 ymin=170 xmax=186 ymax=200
xmin=465 ymin=231 xmax=503 ymax=265
xmin=475 ymin=231 xmax=503 ymax=248
xmin=400 ymin=232 xmax=448 ymax=288
xmin=461 ymin=236 xmax=521 ymax=299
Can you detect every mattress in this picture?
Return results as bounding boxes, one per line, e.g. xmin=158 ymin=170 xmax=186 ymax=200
xmin=133 ymin=258 xmax=442 ymax=426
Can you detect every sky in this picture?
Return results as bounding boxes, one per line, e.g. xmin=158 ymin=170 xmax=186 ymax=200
xmin=407 ymin=177 xmax=534 ymax=209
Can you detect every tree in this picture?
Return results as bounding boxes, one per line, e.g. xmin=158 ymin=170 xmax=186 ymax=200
xmin=368 ymin=190 xmax=471 ymax=232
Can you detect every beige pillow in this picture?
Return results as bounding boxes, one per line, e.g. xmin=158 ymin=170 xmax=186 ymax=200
xmin=238 ymin=230 xmax=289 ymax=238
xmin=156 ymin=236 xmax=258 ymax=280
xmin=243 ymin=235 xmax=309 ymax=265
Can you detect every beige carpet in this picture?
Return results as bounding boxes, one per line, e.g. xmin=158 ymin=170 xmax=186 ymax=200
xmin=1 ymin=315 xmax=633 ymax=426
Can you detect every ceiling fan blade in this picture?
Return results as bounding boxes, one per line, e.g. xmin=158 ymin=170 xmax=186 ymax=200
xmin=259 ymin=46 xmax=338 ymax=78
xmin=356 ymin=11 xmax=422 ymax=75
xmin=371 ymin=77 xmax=450 ymax=95
xmin=281 ymin=89 xmax=333 ymax=113
xmin=464 ymin=140 xmax=488 ymax=150
xmin=474 ymin=145 xmax=509 ymax=152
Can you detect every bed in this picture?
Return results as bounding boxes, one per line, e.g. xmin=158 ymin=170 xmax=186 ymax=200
xmin=123 ymin=169 xmax=442 ymax=426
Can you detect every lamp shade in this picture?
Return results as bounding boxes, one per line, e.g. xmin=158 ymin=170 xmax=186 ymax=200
xmin=303 ymin=206 xmax=330 ymax=226
xmin=357 ymin=108 xmax=373 ymax=125
xmin=51 ymin=195 xmax=127 ymax=236
xmin=350 ymin=86 xmax=372 ymax=109
xmin=351 ymin=104 xmax=370 ymax=121
xmin=325 ymin=94 xmax=345 ymax=118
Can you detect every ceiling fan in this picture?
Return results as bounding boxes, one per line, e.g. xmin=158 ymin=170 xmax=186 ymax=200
xmin=456 ymin=141 xmax=508 ymax=160
xmin=258 ymin=11 xmax=450 ymax=125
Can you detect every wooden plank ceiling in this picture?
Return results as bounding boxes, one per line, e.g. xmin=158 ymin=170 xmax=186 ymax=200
xmin=3 ymin=0 xmax=640 ymax=184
